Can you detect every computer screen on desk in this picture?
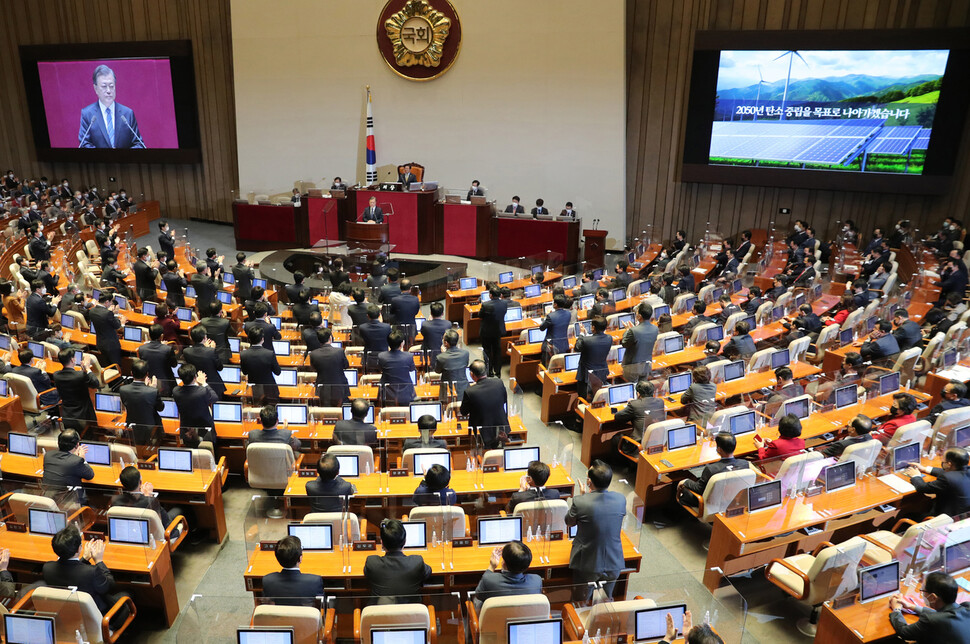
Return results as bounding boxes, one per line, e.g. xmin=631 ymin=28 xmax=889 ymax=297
xmin=273 ymin=369 xmax=297 ymax=387
xmin=508 ymin=619 xmax=562 ymax=644
xmin=635 ymin=604 xmax=687 ymax=642
xmin=824 ymin=461 xmax=856 ymax=492
xmin=222 ymin=365 xmax=242 ymax=384
xmin=287 ymin=523 xmax=333 ymax=551
xmin=729 ymin=410 xmax=757 ymax=436
xmin=276 ymin=404 xmax=308 ymax=425
xmin=158 ymin=448 xmax=193 ymax=472
xmin=109 ymin=516 xmax=151 ymax=545
xmin=892 ymin=442 xmax=920 ymax=472
xmin=498 ymin=272 xmax=513 ymax=285
xmin=653 ymin=305 xmax=670 ymax=320
xmin=706 ymin=325 xmax=724 ymax=342
xmin=8 ymin=432 xmax=37 ymax=456
xmin=663 ymin=335 xmax=685 ymax=354
xmin=953 ymin=425 xmax=970 ymax=448
xmin=159 ymin=398 xmax=179 ymax=419
xmin=4 ymin=614 xmax=55 ymax=644
xmin=478 ymin=516 xmax=523 ymax=545
xmin=879 ymin=371 xmax=900 ymax=396
xmin=401 ymin=521 xmax=427 ymax=549
xmin=185 ymin=286 xmax=197 ymax=298
xmin=413 ymin=452 xmax=449 ymax=475
xmin=342 ymin=404 xmax=375 ymax=424
xmin=459 ymin=277 xmax=477 ymax=291
xmin=771 ymin=349 xmax=790 ymax=369
xmin=123 ymin=326 xmax=144 ymax=342
xmin=563 ymin=353 xmax=580 ymax=372
xmin=561 ymin=276 xmax=576 ymax=290
xmin=839 ymin=328 xmax=854 ymax=346
xmin=334 ymin=455 xmax=359 ymax=477
xmin=747 ymin=480 xmax=782 ymax=513
xmin=523 ymin=284 xmax=541 ymax=299
xmin=409 ymin=402 xmax=442 ymax=423
xmin=504 ymin=307 xmax=523 ymax=323
xmin=95 ymin=392 xmax=122 ymax=414
xmin=272 ymin=340 xmax=291 ymax=356
xmin=577 ymin=294 xmax=594 ymax=310
xmin=783 ymin=398 xmax=810 ymax=420
xmin=611 ymin=288 xmax=626 ymax=303
xmin=343 ymin=369 xmax=359 ymax=386
xmin=945 ymin=539 xmax=970 ymax=574
xmin=80 ymin=441 xmax=111 ymax=465
xmin=834 ymin=384 xmax=858 ymax=410
xmin=217 ymin=290 xmax=233 ymax=305
xmin=176 ymin=306 xmax=193 ymax=322
xmin=213 ymin=402 xmax=242 ymax=423
xmin=772 ymin=306 xmax=784 ymax=322
xmin=667 ymin=372 xmax=692 ymax=395
xmin=504 ymin=446 xmax=540 ymax=471
xmin=237 ymin=628 xmax=294 ymax=644
xmin=859 ymin=560 xmax=899 ymax=603
xmin=28 ymin=508 xmax=66 ymax=535
xmin=60 ymin=312 xmax=75 ymax=328
xmin=666 ymin=425 xmax=697 ymax=451
xmin=723 ymin=360 xmax=745 ymax=383
xmin=608 ymin=383 xmax=635 ymax=406
xmin=943 ymin=349 xmax=958 ymax=368
xmin=527 ymin=328 xmax=544 ymax=344
xmin=370 ymin=628 xmax=428 ymax=644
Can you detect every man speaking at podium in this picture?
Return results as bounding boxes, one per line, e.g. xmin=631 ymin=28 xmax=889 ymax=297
xmin=78 ymin=64 xmax=145 ymax=149
xmin=361 ymin=196 xmax=383 ymax=223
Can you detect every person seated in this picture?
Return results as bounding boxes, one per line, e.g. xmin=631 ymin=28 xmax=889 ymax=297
xmin=333 ymin=398 xmax=378 ymax=446
xmin=530 ymin=198 xmax=548 ymax=218
xmin=472 ymin=541 xmax=542 ymax=611
xmin=888 ymin=571 xmax=970 ymax=643
xmin=677 ymin=432 xmax=750 ymax=507
xmin=821 ymin=414 xmax=874 ymax=457
xmin=560 ymin=202 xmax=577 ymax=218
xmin=466 ymin=180 xmax=484 ymax=200
xmin=891 ymin=309 xmax=923 ymax=352
xmin=111 ymin=466 xmax=180 ymax=538
xmin=247 ymin=405 xmax=302 ymax=453
xmin=403 ymin=414 xmax=448 ymax=452
xmin=742 ymin=286 xmax=764 ymax=316
xmin=42 ymin=429 xmax=94 ymax=503
xmin=793 ymin=303 xmax=823 ymax=335
xmin=930 ymin=382 xmax=970 ymax=425
xmin=715 ymin=293 xmax=740 ymax=324
xmin=659 ymin=610 xmax=724 ymax=644
xmin=867 ymin=261 xmax=891 ymax=294
xmin=872 ymin=392 xmax=918 ymax=444
xmin=754 ymin=414 xmax=805 ymax=460
xmin=860 ymin=319 xmax=900 ymax=362
xmin=684 ymin=301 xmax=714 ymax=337
xmin=505 ymin=461 xmax=562 ymax=513
xmin=611 ymin=260 xmax=631 ymax=289
xmin=504 ymin=195 xmax=525 ymax=215
xmin=261 ymin=535 xmax=325 ymax=606
xmin=676 ymin=265 xmax=695 ymax=293
xmin=904 ymin=448 xmax=970 ymax=518
xmin=698 ymin=340 xmax=724 ymax=366
xmin=412 ymin=463 xmax=457 ymax=506
xmin=766 ymin=366 xmax=804 ymax=407
xmin=766 ymin=275 xmax=788 ymax=301
xmin=306 ymin=454 xmax=355 ymax=513
xmin=721 ymin=321 xmax=756 ymax=359
xmin=614 ymin=379 xmax=666 ymax=449
xmin=681 ymin=364 xmax=716 ymax=429
xmin=330 ymin=176 xmax=347 ymax=191
xmin=363 ymin=519 xmax=432 ymax=603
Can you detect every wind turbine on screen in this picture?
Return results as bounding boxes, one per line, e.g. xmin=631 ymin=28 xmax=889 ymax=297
xmin=774 ymin=50 xmax=808 ymax=120
xmin=754 ymin=66 xmax=768 ymax=121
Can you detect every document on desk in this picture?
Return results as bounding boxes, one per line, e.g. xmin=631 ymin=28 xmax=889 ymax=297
xmin=937 ymin=365 xmax=970 ymax=381
xmin=877 ymin=473 xmax=916 ymax=495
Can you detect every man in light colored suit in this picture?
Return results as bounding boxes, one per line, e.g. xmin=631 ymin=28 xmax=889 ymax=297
xmin=566 ymin=460 xmax=627 ymax=599
xmin=621 ymin=302 xmax=658 ymax=382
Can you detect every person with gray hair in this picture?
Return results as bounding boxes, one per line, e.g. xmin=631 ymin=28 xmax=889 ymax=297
xmin=79 ymin=64 xmax=144 ymax=149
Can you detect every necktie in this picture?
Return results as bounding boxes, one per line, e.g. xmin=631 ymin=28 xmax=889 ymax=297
xmin=105 ymin=107 xmax=115 ymax=147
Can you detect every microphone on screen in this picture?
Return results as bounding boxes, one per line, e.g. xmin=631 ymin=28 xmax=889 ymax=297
xmin=120 ymin=114 xmax=146 ymax=149
xmin=78 ymin=118 xmax=96 ymax=148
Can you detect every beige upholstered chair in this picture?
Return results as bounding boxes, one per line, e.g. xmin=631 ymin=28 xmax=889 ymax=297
xmin=467 ymin=594 xmax=548 ymax=644
xmin=252 ymin=605 xmax=323 ymax=644
xmin=679 ymin=469 xmax=758 ymax=523
xmin=406 ymin=506 xmax=468 ymax=540
xmin=19 ymin=586 xmax=136 ymax=644
xmin=355 ymin=603 xmax=434 ymax=644
xmin=513 ymin=499 xmax=568 ymax=534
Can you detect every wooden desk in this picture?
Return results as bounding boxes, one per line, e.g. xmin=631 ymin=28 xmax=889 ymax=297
xmin=346 ymin=221 xmax=389 ymax=245
xmin=493 ymin=217 xmax=581 ymax=266
xmin=0 ymin=395 xmax=28 ymax=435
xmin=437 ymin=202 xmax=493 ymax=257
xmin=445 ymin=285 xmax=485 ymax=323
xmin=538 ymin=364 xmax=624 ymax=423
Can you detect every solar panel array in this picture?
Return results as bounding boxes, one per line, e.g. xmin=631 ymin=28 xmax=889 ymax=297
xmin=911 ymin=128 xmax=932 ymax=150
xmin=710 ymin=119 xmax=884 ymax=165
xmin=865 ymin=125 xmax=922 ymax=155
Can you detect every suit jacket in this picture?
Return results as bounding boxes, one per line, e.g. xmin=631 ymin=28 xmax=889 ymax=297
xmin=333 ymin=419 xmax=378 ymax=446
xmin=378 ymin=283 xmax=402 ymax=305
xmin=182 ymin=345 xmax=226 ymax=397
xmin=110 ymin=490 xmax=171 ymax=530
xmin=539 ymin=309 xmax=572 ymax=356
xmin=889 ymin=602 xmax=970 ymax=643
xmin=504 ymin=204 xmax=525 ymax=214
xmin=436 ymin=346 xmax=470 ymax=401
xmin=466 ymin=188 xmax=484 ymax=200
xmin=460 ymin=378 xmax=510 ymax=449
xmin=363 ymin=551 xmax=432 ymax=601
xmin=420 ymin=318 xmax=450 ymax=352
xmin=173 ymin=383 xmax=219 ymax=438
xmin=25 ymin=292 xmax=57 ymax=330
xmin=138 ymin=340 xmax=177 ymax=396
xmin=566 ymin=490 xmax=626 ymax=574
xmin=232 ymin=263 xmax=255 ymax=300
xmin=42 ymin=449 xmax=95 ymax=490
xmin=390 ymin=293 xmax=421 ymax=330
xmin=929 ymin=398 xmax=970 ymax=424
xmin=506 ymin=487 xmax=561 ymax=514
xmin=682 ymin=457 xmax=751 ymax=496
xmin=199 ymin=316 xmax=233 ymax=362
xmin=621 ymin=321 xmax=658 ymax=365
xmin=402 ymin=437 xmax=449 ymax=452
xmin=133 ymin=259 xmax=158 ymax=300
xmin=261 ymin=569 xmax=325 ymax=606
xmin=379 ymin=349 xmax=416 ymax=404
xmin=248 ymin=427 xmax=301 ymax=452
xmin=51 ymin=368 xmax=99 ymax=424
xmin=861 ymin=333 xmax=900 ymax=362
xmin=29 ymin=236 xmax=51 ymax=261
xmin=743 ymin=296 xmax=764 ymax=316
xmin=309 ymin=345 xmax=350 ymax=404
xmin=911 ymin=466 xmax=970 ymax=517
xmin=190 ymin=273 xmax=218 ymax=312
xmin=473 ymin=570 xmax=543 ymax=610
xmin=724 ymin=333 xmax=756 ymax=358
xmin=12 ymin=364 xmax=58 ymax=406
xmin=575 ymin=332 xmax=612 ymax=384
xmin=614 ymin=397 xmax=666 ymax=440
xmin=245 ymin=319 xmax=281 ymax=350
xmin=79 ymin=101 xmax=143 ymax=148
xmin=284 ymin=282 xmax=306 ymax=303
xmin=42 ymin=559 xmax=117 ymax=616
xmin=361 ymin=206 xmax=384 ymax=223
xmin=348 ymin=303 xmax=370 ymax=327
xmin=359 ymin=320 xmax=392 ymax=355
xmin=158 ymin=231 xmax=176 ymax=259
xmin=893 ymin=320 xmax=923 ymax=351
xmin=240 ymin=346 xmax=282 ymax=392
xmin=530 ymin=207 xmax=548 ymax=216
xmin=398 ymin=172 xmax=417 ymax=187
xmin=162 ymin=271 xmax=187 ymax=306
xmin=479 ymin=299 xmax=508 ymax=339
xmin=306 ymin=476 xmax=355 ymax=512
xmin=119 ymin=381 xmax=164 ymax=429
xmin=822 ymin=434 xmax=870 ymax=458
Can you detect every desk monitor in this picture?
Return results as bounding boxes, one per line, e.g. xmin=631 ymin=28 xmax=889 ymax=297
xmin=866 ymin=315 xmax=878 ymax=333
xmin=227 ymin=337 xmax=241 ymax=354
xmin=185 ymin=285 xmax=197 ymax=299
xmin=123 ymin=326 xmax=144 ymax=342
xmin=334 ymin=454 xmax=360 ymax=477
xmin=530 ymin=264 xmax=543 ymax=275
xmin=795 ymin=294 xmax=806 ymax=309
xmin=269 ymin=317 xmax=282 ymax=330
xmin=222 ymin=271 xmax=236 ymax=284
xmin=0 ymin=379 xmax=7 ymax=397
xmin=944 ymin=539 xmax=970 ymax=575
xmin=401 ymin=521 xmax=427 ymax=549
xmin=667 ymin=372 xmax=692 ymax=395
xmin=608 ymin=383 xmax=636 ymax=406
xmin=592 ymin=268 xmax=604 ymax=281
xmin=611 ymin=288 xmax=626 ymax=303
xmin=723 ymin=360 xmax=745 ymax=383
xmin=60 ymin=312 xmax=75 ymax=329
xmin=27 ymin=341 xmax=46 ymax=357
xmin=523 ymin=284 xmax=541 ymax=299
xmin=4 ymin=614 xmax=56 ymax=644
xmin=616 ymin=346 xmax=626 ymax=364
xmin=253 ymin=278 xmax=267 ymax=289
xmin=274 ymin=369 xmax=298 ymax=387
xmin=504 ymin=307 xmax=523 ymax=323
xmin=508 ymin=618 xmax=562 ymax=644
xmin=663 ymin=335 xmax=685 ymax=354
xmin=710 ymin=288 xmax=723 ymax=303
xmin=158 ymin=447 xmax=193 ymax=472
xmin=614 ymin=313 xmax=635 ymax=328
xmin=414 ymin=319 xmax=424 ymax=333
xmin=176 ymin=306 xmax=193 ymax=322
xmin=728 ymin=410 xmax=757 ymax=436
xmin=666 ymin=425 xmax=697 ymax=451
xmin=943 ymin=349 xmax=958 ymax=368
xmin=342 ymin=404 xmax=375 ymax=424
xmin=653 ymin=305 xmax=670 ymax=320
xmin=479 ymin=290 xmax=490 ymax=303
xmin=783 ymin=397 xmax=810 ymax=420
xmin=0 ymin=334 xmax=9 ymax=350
xmin=561 ymin=276 xmax=577 ymax=290
xmin=577 ymin=294 xmax=594 ymax=310
xmin=824 ymin=460 xmax=856 ymax=492
xmin=772 ymin=306 xmax=784 ymax=322
xmin=833 ymin=384 xmax=858 ymax=410
xmin=706 ymin=325 xmax=725 ymax=342
xmin=272 ymin=340 xmax=291 ymax=356
xmin=459 ymin=277 xmax=477 ymax=291
xmin=217 ymin=290 xmax=233 ymax=305
xmin=344 ymin=369 xmax=359 ymax=386
xmin=734 ymin=279 xmax=743 ymax=294
xmin=141 ymin=300 xmax=157 ymax=317
xmin=504 ymin=446 xmax=540 ymax=471
xmin=568 ymin=524 xmax=578 ymax=539
xmin=742 ymin=315 xmax=757 ymax=331
xmin=80 ymin=440 xmax=111 ymax=466
xmin=159 ymin=398 xmax=179 ymax=419
xmin=839 ymin=328 xmax=854 ymax=346
xmin=859 ymin=560 xmax=900 ymax=603
xmin=413 ymin=451 xmax=450 ymax=475
xmin=92 ymin=288 xmax=102 ymax=300
xmin=28 ymin=508 xmax=67 ymax=535
xmin=953 ymin=425 xmax=970 ymax=448
xmin=286 ymin=523 xmax=333 ymax=551
xmin=409 ymin=371 xmax=417 ymax=386
xmin=747 ymin=479 xmax=783 ymax=513
xmin=108 ymin=516 xmax=151 ymax=545
xmin=276 ymin=404 xmax=308 ymax=425
xmin=563 ymin=353 xmax=581 ymax=372
xmin=771 ymin=349 xmax=790 ymax=369
xmin=635 ymin=604 xmax=687 ymax=642
xmin=370 ymin=628 xmax=428 ymax=644
xmin=409 ymin=402 xmax=442 ymax=423
xmin=113 ymin=294 xmax=128 ymax=310
xmin=222 ymin=365 xmax=242 ymax=384
xmin=498 ymin=271 xmax=514 ymax=285
xmin=527 ymin=328 xmax=544 ymax=344
xmin=8 ymin=432 xmax=37 ymax=456
xmin=574 ymin=321 xmax=592 ymax=337
xmin=213 ymin=401 xmax=243 ymax=423
xmin=478 ymin=516 xmax=523 ymax=545
xmin=892 ymin=442 xmax=921 ymax=473
xmin=879 ymin=371 xmax=901 ymax=396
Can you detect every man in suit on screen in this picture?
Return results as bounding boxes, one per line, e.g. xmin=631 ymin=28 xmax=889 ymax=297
xmin=78 ymin=64 xmax=145 ymax=149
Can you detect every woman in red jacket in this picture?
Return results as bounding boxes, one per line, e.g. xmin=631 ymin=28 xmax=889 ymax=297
xmin=754 ymin=413 xmax=806 ymax=460
xmin=823 ymin=293 xmax=857 ymax=327
xmin=872 ymin=392 xmax=918 ymax=445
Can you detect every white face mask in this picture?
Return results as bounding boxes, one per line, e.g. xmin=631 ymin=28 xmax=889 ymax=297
xmin=40 ymin=288 xmax=46 ymax=295
xmin=794 ymin=224 xmax=802 ymax=232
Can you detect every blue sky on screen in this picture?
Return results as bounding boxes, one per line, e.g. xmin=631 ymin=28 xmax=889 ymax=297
xmin=716 ymin=49 xmax=949 ymax=91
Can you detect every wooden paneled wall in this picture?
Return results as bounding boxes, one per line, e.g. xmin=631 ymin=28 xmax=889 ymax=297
xmin=0 ymin=0 xmax=238 ymax=224
xmin=627 ymin=0 xmax=970 ymax=247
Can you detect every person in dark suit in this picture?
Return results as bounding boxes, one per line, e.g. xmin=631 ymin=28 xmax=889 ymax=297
xmin=677 ymin=433 xmax=751 ymax=509
xmin=905 ymin=448 xmax=970 ymax=517
xmin=330 ymin=177 xmax=348 ymax=191
xmin=403 ymin=414 xmax=449 ymax=452
xmin=466 ymin=180 xmax=484 ymax=200
xmin=530 ymin=198 xmax=548 ymax=218
xmin=12 ymin=348 xmax=59 ymax=407
xmin=560 ymin=202 xmax=577 ymax=219
xmin=41 ymin=429 xmax=95 ymax=498
xmin=25 ymin=279 xmax=61 ymax=338
xmin=412 ymin=463 xmax=457 ymax=505
xmin=742 ymin=286 xmax=764 ymax=317
xmin=363 ymin=519 xmax=432 ymax=603
xmin=347 ymin=288 xmax=371 ymax=327
xmin=473 ymin=541 xmax=542 ymax=610
xmin=284 ymin=271 xmax=308 ymax=304
xmin=103 ymin=195 xmax=121 ymax=220
xmin=119 ymin=360 xmax=164 ymax=446
xmin=51 ymin=349 xmax=100 ymax=432
xmin=248 ymin=405 xmax=301 ymax=453
xmin=28 ymin=226 xmax=53 ymax=262
xmin=676 ymin=265 xmax=695 ymax=293
xmin=735 ymin=230 xmax=753 ymax=261
xmin=574 ymin=316 xmax=612 ymax=400
xmin=309 ymin=327 xmax=351 ymax=406
xmin=43 ymin=526 xmax=131 ymax=629
xmin=203 ymin=248 xmax=224 ymax=280
xmin=566 ymin=461 xmax=627 ymax=599
xmin=435 ymin=329 xmax=470 ymax=403
xmin=232 ymin=252 xmax=255 ymax=302
xmin=138 ymin=323 xmax=178 ymax=397
xmin=359 ymin=305 xmax=391 ymax=371
xmin=613 ymin=379 xmax=666 ymax=447
xmin=301 ymin=311 xmax=326 ymax=354
xmin=162 ymin=259 xmax=188 ymax=307
xmin=504 ymin=196 xmax=525 ymax=215
xmin=420 ymin=302 xmax=450 ymax=357
xmin=460 ymin=360 xmax=511 ymax=449
xmin=189 ymin=263 xmax=219 ymax=316
xmin=379 ymin=330 xmax=416 ymax=405
xmin=306 ymin=454 xmax=356 ymax=512
xmin=182 ymin=325 xmax=226 ymax=399
xmin=390 ymin=280 xmax=421 ymax=340
xmin=78 ymin=65 xmax=143 ymax=148
xmin=377 ymin=269 xmax=403 ymax=313
xmin=361 ymin=196 xmax=384 ymax=223
xmin=172 ymin=363 xmax=220 ymax=444
xmin=892 ymin=309 xmax=923 ymax=351
xmin=479 ymin=287 xmax=509 ymax=378
xmin=133 ymin=247 xmax=159 ymax=302
xmin=721 ymin=320 xmax=756 ymax=359
xmin=929 ymin=382 xmax=970 ymax=424
xmin=261 ymin=536 xmax=326 ymax=606
xmin=621 ymin=302 xmax=658 ymax=382
xmin=821 ymin=414 xmax=874 ymax=457
xmin=888 ymin=571 xmax=970 ymax=643
xmin=505 ymin=461 xmax=561 ymax=513
xmin=240 ymin=326 xmax=282 ymax=405
xmin=397 ymin=164 xmax=417 ymax=188
xmin=860 ymin=319 xmax=901 ymax=362
xmin=333 ymin=399 xmax=378 ymax=446
xmin=111 ymin=466 xmax=176 ymax=535
xmin=158 ymin=221 xmax=176 ymax=259
xmin=539 ymin=295 xmax=572 ymax=366
xmin=245 ymin=302 xmax=282 ymax=350
xmin=199 ymin=301 xmax=234 ymax=363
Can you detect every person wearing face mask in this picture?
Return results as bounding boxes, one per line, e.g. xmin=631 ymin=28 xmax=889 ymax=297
xmin=63 ymin=210 xmax=81 ymax=235
xmin=25 ymin=279 xmax=62 ymax=339
xmin=905 ymin=448 xmax=970 ymax=519
xmin=3 ymin=171 xmax=17 ymax=191
xmin=45 ymin=198 xmax=61 ymax=220
xmin=466 ymin=179 xmax=484 ymax=200
xmin=90 ymin=291 xmax=125 ymax=368
xmin=117 ymin=189 xmax=133 ymax=211
xmin=28 ymin=226 xmax=54 ymax=262
xmin=872 ymin=392 xmax=917 ymax=444
xmin=560 ymin=201 xmax=577 ymax=218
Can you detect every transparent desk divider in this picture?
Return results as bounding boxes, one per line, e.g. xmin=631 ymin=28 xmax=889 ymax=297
xmin=0 ymin=481 xmax=83 ymax=528
xmin=472 ymin=583 xmax=600 ymax=644
xmin=9 ymin=587 xmax=91 ymax=644
xmin=175 ymin=594 xmax=268 ymax=643
xmin=902 ymin=522 xmax=950 ymax=577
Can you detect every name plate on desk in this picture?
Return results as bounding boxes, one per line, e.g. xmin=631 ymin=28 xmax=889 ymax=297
xmin=513 ymin=340 xmax=526 ymax=346
xmin=298 ymin=469 xmax=316 ymax=478
xmin=353 ymin=540 xmax=376 ymax=551
xmin=137 ymin=461 xmax=156 ymax=470
xmin=6 ymin=521 xmax=25 ymax=533
xmin=547 ymin=530 xmax=564 ymax=541
xmin=591 ymin=400 xmax=607 ymax=409
xmin=725 ymin=507 xmax=745 ymax=518
xmin=832 ymin=593 xmax=857 ymax=610
xmin=806 ymin=484 xmax=824 ymax=497
xmin=83 ymin=531 xmax=105 ymax=542
xmin=482 ymin=464 xmax=499 ymax=473
xmin=646 ymin=445 xmax=664 ymax=455
xmin=452 ymin=537 xmax=473 ymax=548
xmin=389 ymin=468 xmax=409 ymax=477
xmin=549 ymin=367 xmax=563 ymax=374
xmin=389 ymin=418 xmax=407 ymax=425
xmin=259 ymin=541 xmax=278 ymax=551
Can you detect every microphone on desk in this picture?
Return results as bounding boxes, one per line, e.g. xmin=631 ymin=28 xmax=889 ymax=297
xmin=78 ymin=118 xmax=96 ymax=148
xmin=120 ymin=115 xmax=146 ymax=148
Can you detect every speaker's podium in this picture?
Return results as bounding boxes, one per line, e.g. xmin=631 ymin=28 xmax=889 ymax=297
xmin=346 ymin=221 xmax=390 ymax=245
xmin=353 ymin=187 xmax=436 ymax=254
xmin=436 ymin=195 xmax=493 ymax=257
xmin=583 ymin=229 xmax=608 ymax=268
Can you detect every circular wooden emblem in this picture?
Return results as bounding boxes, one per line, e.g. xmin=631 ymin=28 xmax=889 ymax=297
xmin=378 ymin=0 xmax=461 ymax=81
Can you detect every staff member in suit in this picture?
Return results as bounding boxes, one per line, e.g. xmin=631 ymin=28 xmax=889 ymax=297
xmin=822 ymin=414 xmax=874 ymax=457
xmin=479 ymin=287 xmax=509 ymax=378
xmin=41 ymin=429 xmax=94 ymax=501
xmin=504 ymin=196 xmax=525 ymax=215
xmin=904 ymin=448 xmax=970 ymax=517
xmin=403 ymin=414 xmax=449 ymax=452
xmin=539 ymin=295 xmax=572 ymax=366
xmin=613 ymin=379 xmax=666 ymax=452
xmin=261 ymin=535 xmax=326 ymax=606
xmin=232 ymin=252 xmax=255 ymax=302
xmin=248 ymin=405 xmax=301 ymax=453
xmin=133 ymin=247 xmax=159 ymax=302
xmin=466 ymin=180 xmax=484 ymax=200
xmin=359 ymin=305 xmax=391 ymax=371
xmin=398 ymin=164 xmax=417 ymax=188
xmin=505 ymin=461 xmax=561 ymax=513
xmin=420 ymin=302 xmax=450 ymax=358
xmin=361 ymin=196 xmax=384 ymax=223
xmin=240 ymin=326 xmax=282 ymax=405
xmin=436 ymin=329 xmax=470 ymax=403
xmin=473 ymin=541 xmax=542 ymax=610
xmin=119 ymin=360 xmax=164 ymax=447
xmin=379 ymin=330 xmax=416 ymax=405
xmin=172 ymin=363 xmax=219 ymax=445
xmin=78 ymin=65 xmax=144 ymax=149
xmin=566 ymin=460 xmax=627 ymax=599
xmin=892 ymin=309 xmax=923 ymax=351
xmin=621 ymin=302 xmax=658 ymax=382
xmin=461 ymin=360 xmax=511 ymax=449
xmin=244 ymin=303 xmax=282 ymax=350
xmin=309 ymin=327 xmax=351 ymax=406
xmin=162 ymin=259 xmax=188 ymax=307
xmin=12 ymin=348 xmax=59 ymax=407
xmin=333 ymin=399 xmax=378 ymax=446
xmin=364 ymin=519 xmax=432 ymax=603
xmin=888 ymin=572 xmax=970 ymax=643
xmin=390 ymin=280 xmax=421 ymax=340
xmin=199 ymin=301 xmax=234 ymax=363
xmin=157 ymin=221 xmax=176 ymax=260
xmin=190 ymin=262 xmax=219 ymax=316
xmin=138 ymin=323 xmax=178 ymax=396
xmin=861 ymin=319 xmax=900 ymax=362
xmin=25 ymin=278 xmax=61 ymax=338
xmin=677 ymin=433 xmax=751 ymax=508
xmin=44 ymin=526 xmax=132 ymax=629
xmin=530 ymin=198 xmax=548 ymax=218
xmin=574 ymin=316 xmax=612 ymax=400
xmin=182 ymin=325 xmax=226 ymax=399
xmin=52 ymin=349 xmax=100 ymax=432
xmin=306 ymin=454 xmax=356 ymax=513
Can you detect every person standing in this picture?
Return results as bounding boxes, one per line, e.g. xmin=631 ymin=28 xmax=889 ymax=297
xmin=621 ymin=302 xmax=658 ymax=382
xmin=565 ymin=460 xmax=627 ymax=599
xmin=479 ymin=287 xmax=508 ymax=378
